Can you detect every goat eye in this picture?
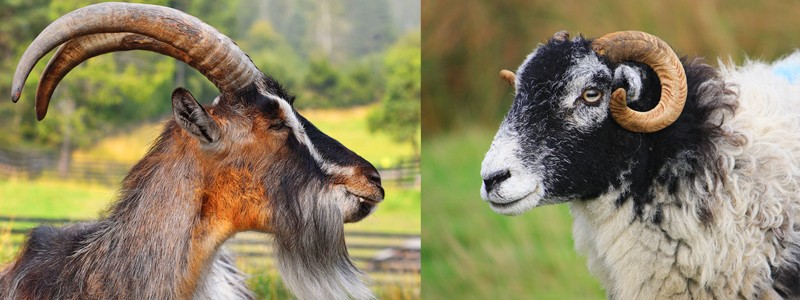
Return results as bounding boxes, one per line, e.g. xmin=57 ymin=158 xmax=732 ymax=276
xmin=581 ymin=89 xmax=603 ymax=105
xmin=269 ymin=121 xmax=289 ymax=131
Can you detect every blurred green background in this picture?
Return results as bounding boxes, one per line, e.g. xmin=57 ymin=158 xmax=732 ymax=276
xmin=421 ymin=0 xmax=800 ymax=299
xmin=0 ymin=0 xmax=420 ymax=299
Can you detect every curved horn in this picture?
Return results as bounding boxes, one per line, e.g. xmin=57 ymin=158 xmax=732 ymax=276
xmin=499 ymin=69 xmax=516 ymax=88
xmin=12 ymin=2 xmax=259 ymax=110
xmin=36 ymin=33 xmax=195 ymax=120
xmin=591 ymin=31 xmax=687 ymax=133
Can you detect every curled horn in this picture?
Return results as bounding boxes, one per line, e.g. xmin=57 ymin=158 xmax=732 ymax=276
xmin=499 ymin=69 xmax=516 ymax=88
xmin=591 ymin=31 xmax=687 ymax=133
xmin=12 ymin=2 xmax=260 ymax=120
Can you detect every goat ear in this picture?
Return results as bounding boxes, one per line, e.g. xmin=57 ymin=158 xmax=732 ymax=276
xmin=613 ymin=64 xmax=645 ymax=104
xmin=171 ymin=88 xmax=220 ymax=144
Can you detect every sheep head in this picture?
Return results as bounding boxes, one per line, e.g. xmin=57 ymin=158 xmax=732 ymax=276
xmin=482 ymin=31 xmax=688 ymax=216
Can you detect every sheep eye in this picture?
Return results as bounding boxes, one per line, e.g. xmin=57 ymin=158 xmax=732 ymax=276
xmin=581 ymin=89 xmax=602 ymax=105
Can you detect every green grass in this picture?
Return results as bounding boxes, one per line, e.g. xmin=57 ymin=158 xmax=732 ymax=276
xmin=346 ymin=187 xmax=420 ymax=234
xmin=421 ymin=128 xmax=604 ymax=299
xmin=0 ymin=179 xmax=115 ymax=219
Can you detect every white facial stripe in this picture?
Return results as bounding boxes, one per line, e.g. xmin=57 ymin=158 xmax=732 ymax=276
xmin=266 ymin=94 xmax=309 ymax=145
xmin=265 ymin=94 xmax=355 ymax=176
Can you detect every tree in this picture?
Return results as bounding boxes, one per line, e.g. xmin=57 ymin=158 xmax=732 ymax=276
xmin=14 ymin=0 xmax=175 ymax=176
xmin=368 ymin=30 xmax=420 ymax=158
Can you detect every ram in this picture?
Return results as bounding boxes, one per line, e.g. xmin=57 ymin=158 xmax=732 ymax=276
xmin=481 ymin=30 xmax=800 ymax=299
xmin=0 ymin=3 xmax=384 ymax=300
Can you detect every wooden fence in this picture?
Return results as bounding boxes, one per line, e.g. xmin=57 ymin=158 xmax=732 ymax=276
xmin=0 ymin=216 xmax=420 ymax=287
xmin=0 ymin=147 xmax=419 ymax=187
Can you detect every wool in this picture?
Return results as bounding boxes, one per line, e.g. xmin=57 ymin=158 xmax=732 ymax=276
xmin=572 ymin=56 xmax=800 ymax=298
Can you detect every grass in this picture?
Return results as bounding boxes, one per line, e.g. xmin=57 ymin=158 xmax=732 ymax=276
xmin=421 ymin=128 xmax=604 ymax=299
xmin=346 ymin=187 xmax=420 ymax=234
xmin=0 ymin=179 xmax=115 ymax=219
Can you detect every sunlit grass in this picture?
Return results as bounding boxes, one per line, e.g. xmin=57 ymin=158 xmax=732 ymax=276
xmin=0 ymin=221 xmax=13 ymax=265
xmin=73 ymin=123 xmax=163 ymax=164
xmin=421 ymin=128 xmax=604 ymax=299
xmin=346 ymin=187 xmax=420 ymax=234
xmin=0 ymin=179 xmax=115 ymax=219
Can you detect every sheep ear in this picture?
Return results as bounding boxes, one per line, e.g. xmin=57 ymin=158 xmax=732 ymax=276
xmin=613 ymin=64 xmax=645 ymax=104
xmin=172 ymin=88 xmax=220 ymax=144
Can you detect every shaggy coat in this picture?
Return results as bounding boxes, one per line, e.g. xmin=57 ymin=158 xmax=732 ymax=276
xmin=482 ymin=35 xmax=800 ymax=299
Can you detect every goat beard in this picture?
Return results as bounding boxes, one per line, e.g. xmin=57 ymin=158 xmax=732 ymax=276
xmin=272 ymin=189 xmax=372 ymax=300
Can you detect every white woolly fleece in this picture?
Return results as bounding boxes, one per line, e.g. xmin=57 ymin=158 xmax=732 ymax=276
xmin=570 ymin=52 xmax=800 ymax=299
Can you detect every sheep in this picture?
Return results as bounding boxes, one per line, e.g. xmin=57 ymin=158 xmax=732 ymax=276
xmin=480 ymin=30 xmax=800 ymax=299
xmin=0 ymin=3 xmax=384 ymax=300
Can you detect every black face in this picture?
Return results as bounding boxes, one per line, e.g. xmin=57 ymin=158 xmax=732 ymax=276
xmin=296 ymin=113 xmax=384 ymax=222
xmin=480 ymin=36 xmax=677 ymax=216
xmin=238 ymin=80 xmax=384 ymax=223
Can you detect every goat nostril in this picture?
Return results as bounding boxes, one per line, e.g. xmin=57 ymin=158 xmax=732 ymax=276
xmin=483 ymin=170 xmax=511 ymax=193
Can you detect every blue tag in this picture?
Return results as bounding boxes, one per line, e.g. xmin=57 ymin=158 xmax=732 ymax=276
xmin=773 ymin=60 xmax=800 ymax=84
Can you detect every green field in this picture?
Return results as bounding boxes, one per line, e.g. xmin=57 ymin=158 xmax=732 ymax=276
xmin=421 ymin=128 xmax=604 ymax=299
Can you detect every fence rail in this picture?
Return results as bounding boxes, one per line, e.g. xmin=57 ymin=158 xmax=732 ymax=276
xmin=0 ymin=147 xmax=419 ymax=187
xmin=0 ymin=216 xmax=420 ymax=286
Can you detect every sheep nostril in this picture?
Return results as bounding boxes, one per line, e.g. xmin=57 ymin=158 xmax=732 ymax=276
xmin=483 ymin=170 xmax=511 ymax=193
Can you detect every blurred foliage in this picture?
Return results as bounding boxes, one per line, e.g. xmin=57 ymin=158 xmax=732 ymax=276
xmin=369 ymin=31 xmax=421 ymax=158
xmin=0 ymin=0 xmax=421 ymax=162
xmin=422 ymin=0 xmax=800 ymax=135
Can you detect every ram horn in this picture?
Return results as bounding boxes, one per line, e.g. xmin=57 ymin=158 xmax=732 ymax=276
xmin=499 ymin=69 xmax=516 ymax=88
xmin=591 ymin=31 xmax=687 ymax=133
xmin=12 ymin=2 xmax=259 ymax=119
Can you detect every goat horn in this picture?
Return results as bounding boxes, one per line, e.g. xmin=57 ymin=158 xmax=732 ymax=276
xmin=500 ymin=69 xmax=516 ymax=88
xmin=12 ymin=2 xmax=259 ymax=115
xmin=35 ymin=33 xmax=195 ymax=120
xmin=591 ymin=31 xmax=687 ymax=133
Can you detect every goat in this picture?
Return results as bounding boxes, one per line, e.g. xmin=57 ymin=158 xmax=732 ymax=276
xmin=481 ymin=30 xmax=800 ymax=299
xmin=0 ymin=3 xmax=384 ymax=300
